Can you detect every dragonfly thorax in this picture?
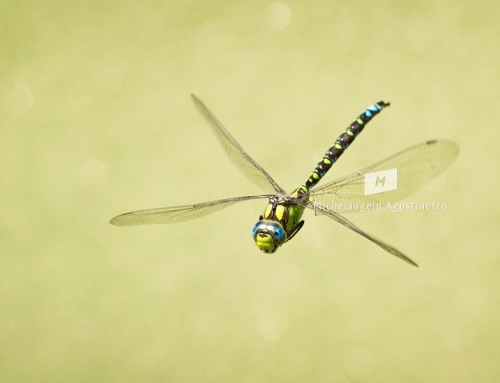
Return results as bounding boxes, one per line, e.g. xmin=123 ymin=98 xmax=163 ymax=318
xmin=263 ymin=195 xmax=306 ymax=233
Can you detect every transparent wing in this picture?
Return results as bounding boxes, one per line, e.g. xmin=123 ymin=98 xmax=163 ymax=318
xmin=110 ymin=194 xmax=272 ymax=226
xmin=296 ymin=200 xmax=418 ymax=267
xmin=191 ymin=94 xmax=285 ymax=195
xmin=309 ymin=140 xmax=459 ymax=211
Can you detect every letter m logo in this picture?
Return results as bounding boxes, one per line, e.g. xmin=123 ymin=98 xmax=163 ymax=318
xmin=364 ymin=168 xmax=397 ymax=196
xmin=375 ymin=176 xmax=386 ymax=187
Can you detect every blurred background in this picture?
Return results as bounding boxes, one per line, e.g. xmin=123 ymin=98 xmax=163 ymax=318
xmin=1 ymin=0 xmax=499 ymax=381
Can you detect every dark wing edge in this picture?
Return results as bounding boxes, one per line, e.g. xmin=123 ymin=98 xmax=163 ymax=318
xmin=191 ymin=94 xmax=285 ymax=195
xmin=110 ymin=194 xmax=273 ymax=226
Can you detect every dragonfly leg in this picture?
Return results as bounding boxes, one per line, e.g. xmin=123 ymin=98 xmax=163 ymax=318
xmin=286 ymin=220 xmax=305 ymax=242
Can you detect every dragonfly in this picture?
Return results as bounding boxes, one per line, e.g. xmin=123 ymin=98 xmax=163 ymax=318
xmin=110 ymin=95 xmax=459 ymax=267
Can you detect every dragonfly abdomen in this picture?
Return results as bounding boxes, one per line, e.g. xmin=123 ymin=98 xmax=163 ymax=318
xmin=303 ymin=101 xmax=390 ymax=191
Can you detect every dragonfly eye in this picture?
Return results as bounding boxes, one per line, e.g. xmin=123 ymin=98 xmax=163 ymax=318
xmin=270 ymin=223 xmax=285 ymax=243
xmin=252 ymin=220 xmax=267 ymax=237
xmin=252 ymin=220 xmax=287 ymax=253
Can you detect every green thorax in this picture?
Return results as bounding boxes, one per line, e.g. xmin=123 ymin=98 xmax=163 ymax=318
xmin=262 ymin=185 xmax=308 ymax=234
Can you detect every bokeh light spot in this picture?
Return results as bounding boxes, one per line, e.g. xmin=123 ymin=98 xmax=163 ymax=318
xmin=80 ymin=158 xmax=108 ymax=188
xmin=258 ymin=309 xmax=289 ymax=340
xmin=265 ymin=2 xmax=292 ymax=30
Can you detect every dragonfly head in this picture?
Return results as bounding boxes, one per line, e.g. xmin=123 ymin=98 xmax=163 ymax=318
xmin=252 ymin=219 xmax=287 ymax=253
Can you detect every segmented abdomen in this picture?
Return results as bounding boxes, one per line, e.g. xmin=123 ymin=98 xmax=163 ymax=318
xmin=303 ymin=101 xmax=390 ymax=191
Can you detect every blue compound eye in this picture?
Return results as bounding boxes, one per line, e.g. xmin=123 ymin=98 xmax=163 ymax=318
xmin=251 ymin=221 xmax=267 ymax=237
xmin=273 ymin=226 xmax=284 ymax=242
xmin=267 ymin=222 xmax=286 ymax=245
xmin=251 ymin=223 xmax=259 ymax=236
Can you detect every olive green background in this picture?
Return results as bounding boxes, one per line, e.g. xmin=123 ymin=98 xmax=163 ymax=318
xmin=1 ymin=0 xmax=498 ymax=381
